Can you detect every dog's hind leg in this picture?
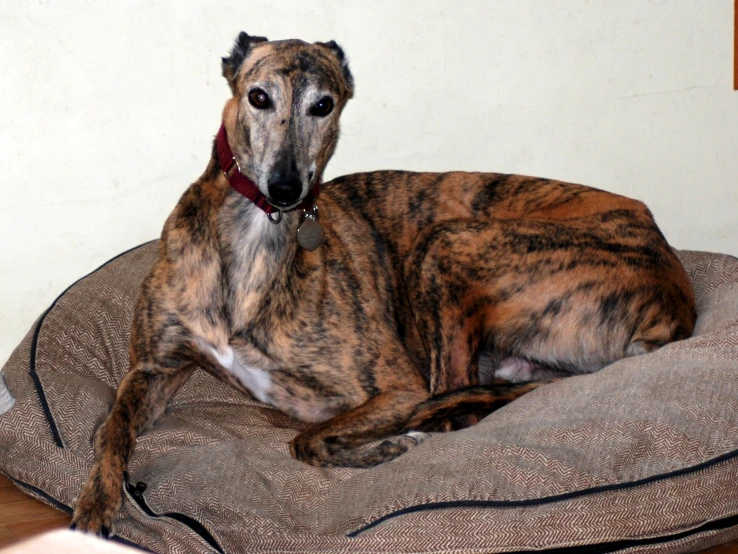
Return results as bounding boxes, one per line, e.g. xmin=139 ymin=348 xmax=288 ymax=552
xmin=404 ymin=219 xmax=495 ymax=398
xmin=290 ymin=383 xmax=431 ymax=468
xmin=404 ymin=219 xmax=547 ymax=429
xmin=402 ymin=381 xmax=545 ymax=432
xmin=289 ymin=378 xmax=546 ymax=468
xmin=71 ymin=362 xmax=195 ymax=536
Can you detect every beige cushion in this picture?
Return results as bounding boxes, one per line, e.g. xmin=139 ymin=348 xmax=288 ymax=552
xmin=1 ymin=241 xmax=738 ymax=553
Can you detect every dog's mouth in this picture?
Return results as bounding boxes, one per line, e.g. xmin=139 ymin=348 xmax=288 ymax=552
xmin=268 ymin=198 xmax=301 ymax=210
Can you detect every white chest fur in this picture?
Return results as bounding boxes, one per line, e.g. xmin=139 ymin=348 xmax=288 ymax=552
xmin=198 ymin=340 xmax=272 ymax=403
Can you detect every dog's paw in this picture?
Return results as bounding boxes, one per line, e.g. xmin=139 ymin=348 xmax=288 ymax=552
xmin=70 ymin=494 xmax=115 ymax=538
xmin=290 ymin=434 xmax=327 ymax=466
xmin=70 ymin=511 xmax=112 ymax=538
xmin=290 ymin=429 xmax=432 ymax=467
xmin=70 ymin=466 xmax=122 ymax=538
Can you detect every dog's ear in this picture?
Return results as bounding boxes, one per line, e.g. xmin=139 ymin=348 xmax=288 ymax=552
xmin=316 ymin=40 xmax=354 ymax=98
xmin=222 ymin=31 xmax=269 ymax=95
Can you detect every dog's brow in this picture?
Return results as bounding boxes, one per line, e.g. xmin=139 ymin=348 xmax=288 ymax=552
xmin=299 ymin=85 xmax=333 ymax=105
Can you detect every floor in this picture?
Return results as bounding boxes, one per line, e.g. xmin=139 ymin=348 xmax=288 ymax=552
xmin=0 ymin=474 xmax=70 ymax=548
xmin=0 ymin=473 xmax=736 ymax=551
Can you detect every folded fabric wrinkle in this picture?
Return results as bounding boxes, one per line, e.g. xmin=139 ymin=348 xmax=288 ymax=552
xmin=0 ymin=370 xmax=15 ymax=415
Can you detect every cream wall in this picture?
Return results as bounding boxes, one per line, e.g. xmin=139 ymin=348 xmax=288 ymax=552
xmin=1 ymin=1 xmax=736 ymax=366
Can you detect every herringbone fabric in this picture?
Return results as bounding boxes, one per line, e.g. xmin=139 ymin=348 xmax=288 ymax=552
xmin=1 ymin=243 xmax=738 ymax=553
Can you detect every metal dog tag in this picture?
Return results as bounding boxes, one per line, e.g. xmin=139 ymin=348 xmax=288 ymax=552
xmin=297 ymin=205 xmax=323 ymax=251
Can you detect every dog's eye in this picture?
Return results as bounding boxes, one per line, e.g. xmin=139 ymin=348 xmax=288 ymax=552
xmin=248 ymin=88 xmax=271 ymax=110
xmin=310 ymin=96 xmax=334 ymax=117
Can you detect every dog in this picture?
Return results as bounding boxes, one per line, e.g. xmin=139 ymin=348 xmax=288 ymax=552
xmin=71 ymin=32 xmax=696 ymax=535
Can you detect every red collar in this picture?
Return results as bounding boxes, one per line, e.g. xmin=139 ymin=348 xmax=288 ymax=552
xmin=215 ymin=124 xmax=319 ymax=215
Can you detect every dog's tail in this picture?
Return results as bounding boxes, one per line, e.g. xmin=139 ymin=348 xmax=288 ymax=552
xmin=401 ymin=381 xmax=550 ymax=432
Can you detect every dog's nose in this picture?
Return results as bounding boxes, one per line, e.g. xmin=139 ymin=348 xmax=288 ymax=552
xmin=267 ymin=173 xmax=303 ymax=207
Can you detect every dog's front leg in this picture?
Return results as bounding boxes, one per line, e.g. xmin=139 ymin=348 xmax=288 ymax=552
xmin=290 ymin=386 xmax=430 ymax=468
xmin=71 ymin=362 xmax=195 ymax=536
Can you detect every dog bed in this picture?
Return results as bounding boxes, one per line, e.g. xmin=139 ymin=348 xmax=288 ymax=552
xmin=1 ymin=240 xmax=738 ymax=553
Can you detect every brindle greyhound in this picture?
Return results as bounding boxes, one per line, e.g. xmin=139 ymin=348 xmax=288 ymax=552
xmin=71 ymin=32 xmax=696 ymax=535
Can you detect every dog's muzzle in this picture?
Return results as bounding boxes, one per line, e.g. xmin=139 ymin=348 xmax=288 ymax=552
xmin=268 ymin=173 xmax=303 ymax=207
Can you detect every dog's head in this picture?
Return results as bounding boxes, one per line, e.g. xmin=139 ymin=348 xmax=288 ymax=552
xmin=221 ymin=32 xmax=354 ymax=209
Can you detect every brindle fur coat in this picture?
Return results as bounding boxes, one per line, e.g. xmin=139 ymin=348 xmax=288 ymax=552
xmin=71 ymin=33 xmax=696 ymax=535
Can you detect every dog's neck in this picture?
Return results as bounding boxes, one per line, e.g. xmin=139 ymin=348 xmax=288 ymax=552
xmin=217 ymin=190 xmax=304 ymax=329
xmin=211 ymin=123 xmax=322 ymax=328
